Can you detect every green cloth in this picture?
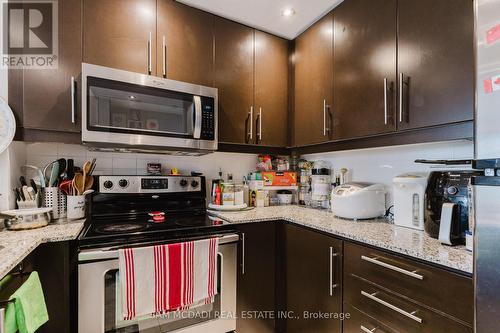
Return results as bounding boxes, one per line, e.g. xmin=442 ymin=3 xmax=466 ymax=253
xmin=3 ymin=272 xmax=49 ymax=333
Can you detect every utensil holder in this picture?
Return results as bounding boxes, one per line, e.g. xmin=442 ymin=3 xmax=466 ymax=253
xmin=16 ymin=193 xmax=39 ymax=209
xmin=42 ymin=187 xmax=65 ymax=219
xmin=67 ymin=195 xmax=85 ymax=220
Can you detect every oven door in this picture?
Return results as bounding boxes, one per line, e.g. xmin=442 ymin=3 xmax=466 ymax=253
xmin=81 ymin=63 xmax=217 ymax=151
xmin=78 ymin=234 xmax=237 ymax=333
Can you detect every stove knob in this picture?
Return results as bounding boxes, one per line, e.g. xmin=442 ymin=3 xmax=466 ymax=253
xmin=179 ymin=179 xmax=188 ymax=187
xmin=191 ymin=180 xmax=199 ymax=188
xmin=103 ymin=180 xmax=113 ymax=189
xmin=118 ymin=179 xmax=128 ymax=188
xmin=447 ymin=186 xmax=459 ymax=195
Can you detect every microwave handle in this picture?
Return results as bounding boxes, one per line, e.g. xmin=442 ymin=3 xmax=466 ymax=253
xmin=193 ymin=96 xmax=202 ymax=139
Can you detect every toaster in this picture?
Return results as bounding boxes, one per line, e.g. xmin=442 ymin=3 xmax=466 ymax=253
xmin=331 ymin=183 xmax=386 ymax=220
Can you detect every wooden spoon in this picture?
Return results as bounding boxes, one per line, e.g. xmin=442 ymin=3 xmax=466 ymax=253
xmin=73 ymin=173 xmax=85 ymax=195
xmin=82 ymin=161 xmax=92 ymax=191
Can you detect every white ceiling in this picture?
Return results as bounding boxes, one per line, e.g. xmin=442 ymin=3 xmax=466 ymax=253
xmin=176 ymin=0 xmax=344 ymax=40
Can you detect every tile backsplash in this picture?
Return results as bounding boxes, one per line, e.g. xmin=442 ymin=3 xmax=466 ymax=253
xmin=303 ymin=140 xmax=474 ymax=205
xmin=25 ymin=142 xmax=257 ymax=182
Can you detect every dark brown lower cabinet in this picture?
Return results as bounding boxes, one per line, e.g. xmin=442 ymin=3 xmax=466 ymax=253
xmin=234 ymin=222 xmax=277 ymax=333
xmin=285 ymin=224 xmax=342 ymax=333
xmin=343 ymin=303 xmax=397 ymax=333
xmin=344 ymin=241 xmax=473 ymax=333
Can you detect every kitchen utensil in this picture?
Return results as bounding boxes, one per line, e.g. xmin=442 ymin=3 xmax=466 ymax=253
xmin=1 ymin=207 xmax=52 ymax=230
xmin=393 ymin=174 xmax=428 ymax=230
xmin=19 ymin=176 xmax=27 ymax=187
xmin=48 ymin=161 xmax=60 ymax=187
xmin=57 ymin=158 xmax=67 ymax=180
xmin=331 ymin=183 xmax=386 ymax=220
xmin=59 ymin=180 xmax=73 ymax=195
xmin=73 ymin=173 xmax=85 ymax=195
xmin=17 ymin=187 xmax=25 ymax=201
xmin=13 ymin=189 xmax=21 ymax=202
xmin=82 ymin=189 xmax=94 ymax=196
xmin=21 ymin=165 xmax=46 ymax=189
xmin=67 ymin=159 xmax=75 ymax=179
xmin=84 ymin=175 xmax=94 ymax=192
xmin=30 ymin=179 xmax=38 ymax=194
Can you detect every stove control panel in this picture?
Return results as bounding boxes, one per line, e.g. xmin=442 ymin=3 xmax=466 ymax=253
xmin=97 ymin=176 xmax=203 ymax=193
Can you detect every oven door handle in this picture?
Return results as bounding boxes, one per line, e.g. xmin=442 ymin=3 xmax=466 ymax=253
xmin=193 ymin=95 xmax=202 ymax=139
xmin=79 ymin=233 xmax=239 ymax=262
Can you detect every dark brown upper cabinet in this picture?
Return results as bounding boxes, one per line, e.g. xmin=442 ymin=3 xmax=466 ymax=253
xmin=83 ymin=0 xmax=157 ymax=75
xmin=215 ymin=18 xmax=289 ymax=147
xmin=156 ymin=0 xmax=215 ymax=87
xmin=293 ymin=12 xmax=334 ymax=146
xmin=254 ymin=31 xmax=289 ymax=147
xmin=214 ymin=17 xmax=255 ymax=145
xmin=397 ymin=0 xmax=474 ymax=130
xmin=9 ymin=0 xmax=82 ymax=133
xmin=333 ymin=0 xmax=397 ymax=139
xmin=285 ymin=224 xmax=343 ymax=333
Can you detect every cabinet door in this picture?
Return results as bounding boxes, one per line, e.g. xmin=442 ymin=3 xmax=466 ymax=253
xmin=214 ymin=17 xmax=254 ymax=144
xmin=397 ymin=0 xmax=474 ymax=129
xmin=83 ymin=0 xmax=156 ymax=75
xmin=285 ymin=224 xmax=342 ymax=333
xmin=333 ymin=0 xmax=397 ymax=139
xmin=18 ymin=0 xmax=82 ymax=132
xmin=156 ymin=0 xmax=214 ymax=86
xmin=294 ymin=13 xmax=333 ymax=146
xmin=235 ymin=223 xmax=276 ymax=333
xmin=254 ymin=31 xmax=289 ymax=147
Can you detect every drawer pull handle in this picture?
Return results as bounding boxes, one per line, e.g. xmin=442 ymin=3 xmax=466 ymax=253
xmin=361 ymin=291 xmax=423 ymax=323
xmin=361 ymin=255 xmax=424 ymax=280
xmin=361 ymin=325 xmax=377 ymax=333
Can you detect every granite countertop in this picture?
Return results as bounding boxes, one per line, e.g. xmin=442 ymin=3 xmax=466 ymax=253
xmin=0 ymin=219 xmax=85 ymax=279
xmin=209 ymin=205 xmax=473 ymax=275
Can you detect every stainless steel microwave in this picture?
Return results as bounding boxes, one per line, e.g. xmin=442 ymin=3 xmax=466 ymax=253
xmin=82 ymin=63 xmax=217 ymax=154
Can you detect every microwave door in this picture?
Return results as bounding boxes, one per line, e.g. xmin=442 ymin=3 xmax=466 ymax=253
xmin=193 ymin=96 xmax=202 ymax=139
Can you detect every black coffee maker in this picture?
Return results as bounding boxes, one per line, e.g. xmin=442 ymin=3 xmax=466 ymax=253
xmin=425 ymin=170 xmax=481 ymax=245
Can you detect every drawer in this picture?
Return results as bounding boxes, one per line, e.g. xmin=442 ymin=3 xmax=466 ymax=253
xmin=344 ymin=275 xmax=472 ymax=333
xmin=344 ymin=242 xmax=473 ymax=324
xmin=344 ymin=303 xmax=397 ymax=333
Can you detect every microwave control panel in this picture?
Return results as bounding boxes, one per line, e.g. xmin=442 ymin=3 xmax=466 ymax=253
xmin=200 ymin=97 xmax=215 ymax=140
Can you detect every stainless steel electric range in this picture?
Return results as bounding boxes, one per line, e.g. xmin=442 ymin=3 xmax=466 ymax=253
xmin=78 ymin=175 xmax=238 ymax=333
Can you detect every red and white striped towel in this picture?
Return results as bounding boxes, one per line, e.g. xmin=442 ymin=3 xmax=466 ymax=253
xmin=119 ymin=238 xmax=219 ymax=320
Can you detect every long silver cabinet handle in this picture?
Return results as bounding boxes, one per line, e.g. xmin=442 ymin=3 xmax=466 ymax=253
xmin=323 ymin=99 xmax=327 ymax=136
xmin=162 ymin=35 xmax=167 ymax=78
xmin=247 ymin=106 xmax=253 ymax=142
xmin=241 ymin=233 xmax=245 ymax=275
xmin=329 ymin=247 xmax=339 ymax=296
xmin=361 ymin=255 xmax=424 ymax=280
xmin=257 ymin=107 xmax=262 ymax=142
xmin=361 ymin=325 xmax=377 ymax=333
xmin=361 ymin=291 xmax=423 ymax=323
xmin=148 ymin=32 xmax=152 ymax=75
xmin=71 ymin=76 xmax=76 ymax=124
xmin=399 ymin=73 xmax=403 ymax=122
xmin=383 ymin=78 xmax=388 ymax=125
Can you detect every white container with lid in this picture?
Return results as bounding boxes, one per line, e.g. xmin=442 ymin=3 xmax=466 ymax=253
xmin=393 ymin=173 xmax=428 ymax=230
xmin=331 ymin=183 xmax=386 ymax=219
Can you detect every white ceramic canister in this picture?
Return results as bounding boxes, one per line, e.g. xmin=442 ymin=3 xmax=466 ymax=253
xmin=67 ymin=195 xmax=86 ymax=220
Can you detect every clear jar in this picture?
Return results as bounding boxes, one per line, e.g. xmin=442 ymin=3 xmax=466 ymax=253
xmin=234 ymin=183 xmax=244 ymax=206
xmin=222 ymin=183 xmax=235 ymax=205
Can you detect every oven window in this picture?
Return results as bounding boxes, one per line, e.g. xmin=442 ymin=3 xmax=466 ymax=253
xmin=87 ymin=77 xmax=195 ymax=138
xmin=104 ymin=255 xmax=222 ymax=333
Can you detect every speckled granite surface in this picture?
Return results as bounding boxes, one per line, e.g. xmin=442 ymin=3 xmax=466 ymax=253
xmin=209 ymin=206 xmax=473 ymax=274
xmin=0 ymin=219 xmax=85 ymax=279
